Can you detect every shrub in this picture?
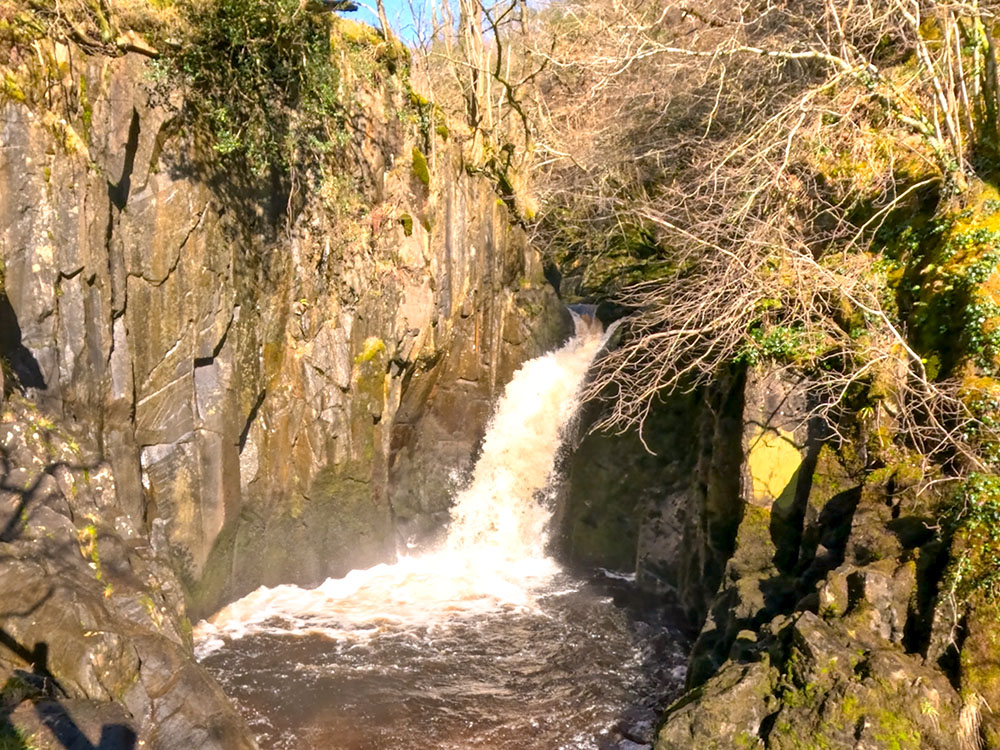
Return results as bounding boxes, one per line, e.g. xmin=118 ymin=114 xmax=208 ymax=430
xmin=175 ymin=0 xmax=347 ymax=173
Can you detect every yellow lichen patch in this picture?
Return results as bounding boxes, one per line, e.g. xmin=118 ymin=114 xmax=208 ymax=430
xmin=1 ymin=69 xmax=25 ymax=102
xmin=355 ymin=336 xmax=386 ymax=365
xmin=40 ymin=110 xmax=90 ymax=158
xmin=960 ymin=374 xmax=1000 ymax=401
xmin=946 ymin=182 xmax=1000 ymax=239
xmin=335 ymin=17 xmax=382 ymax=47
xmin=747 ymin=427 xmax=802 ymax=504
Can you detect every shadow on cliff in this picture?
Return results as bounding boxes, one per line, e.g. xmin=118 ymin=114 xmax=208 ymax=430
xmin=0 ymin=458 xmax=138 ymax=749
xmin=0 ymin=291 xmax=46 ymax=393
xmin=0 ymin=444 xmax=101 ymax=544
xmin=159 ymin=121 xmax=291 ymax=249
xmin=0 ymin=629 xmax=136 ymax=750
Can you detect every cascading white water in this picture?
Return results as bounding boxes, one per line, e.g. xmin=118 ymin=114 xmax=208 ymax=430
xmin=445 ymin=311 xmax=608 ymax=559
xmin=194 ymin=313 xmax=614 ymax=652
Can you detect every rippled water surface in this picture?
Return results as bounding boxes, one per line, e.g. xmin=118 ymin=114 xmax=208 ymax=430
xmin=199 ymin=572 xmax=686 ymax=750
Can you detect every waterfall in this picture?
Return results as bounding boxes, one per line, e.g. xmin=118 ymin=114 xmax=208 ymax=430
xmin=194 ymin=313 xmax=612 ymax=652
xmin=445 ymin=311 xmax=608 ymax=559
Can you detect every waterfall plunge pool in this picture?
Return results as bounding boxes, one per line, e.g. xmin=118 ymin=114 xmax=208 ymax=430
xmin=197 ymin=569 xmax=687 ymax=749
xmin=194 ymin=317 xmax=689 ymax=749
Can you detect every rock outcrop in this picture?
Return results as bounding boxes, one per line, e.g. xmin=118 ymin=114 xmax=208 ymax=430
xmin=558 ymin=356 xmax=986 ymax=748
xmin=647 ymin=367 xmax=979 ymax=749
xmin=0 ymin=19 xmax=566 ymax=749
xmin=0 ymin=396 xmax=257 ymax=749
xmin=0 ymin=28 xmax=566 ymax=621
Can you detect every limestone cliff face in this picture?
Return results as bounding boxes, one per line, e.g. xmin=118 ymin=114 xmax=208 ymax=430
xmin=0 ymin=35 xmax=566 ymax=622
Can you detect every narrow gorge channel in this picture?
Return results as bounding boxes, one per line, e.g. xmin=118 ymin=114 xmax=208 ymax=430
xmin=9 ymin=2 xmax=1000 ymax=748
xmin=194 ymin=315 xmax=686 ymax=749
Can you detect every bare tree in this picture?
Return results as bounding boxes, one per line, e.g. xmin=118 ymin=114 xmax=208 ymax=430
xmin=410 ymin=0 xmax=550 ymax=217
xmin=528 ymin=0 xmax=1000 ymax=470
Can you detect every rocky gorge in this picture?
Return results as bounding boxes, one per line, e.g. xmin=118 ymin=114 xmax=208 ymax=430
xmin=1 ymin=1 xmax=1000 ymax=749
xmin=0 ymin=13 xmax=567 ymax=747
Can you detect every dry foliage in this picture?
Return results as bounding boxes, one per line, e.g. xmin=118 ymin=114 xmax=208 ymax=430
xmin=406 ymin=0 xmax=549 ymax=218
xmin=520 ymin=0 xmax=1000 ymax=472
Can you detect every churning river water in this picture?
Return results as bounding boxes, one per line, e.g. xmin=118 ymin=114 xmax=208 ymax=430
xmin=194 ymin=317 xmax=688 ymax=749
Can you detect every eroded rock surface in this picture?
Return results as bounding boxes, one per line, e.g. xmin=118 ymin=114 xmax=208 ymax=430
xmin=0 ymin=33 xmax=567 ymax=621
xmin=0 ymin=398 xmax=256 ymax=749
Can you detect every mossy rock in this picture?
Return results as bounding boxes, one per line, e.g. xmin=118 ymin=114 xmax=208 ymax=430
xmin=959 ymin=600 xmax=1000 ymax=746
xmin=655 ymin=659 xmax=780 ymax=750
xmin=672 ymin=612 xmax=963 ymax=750
xmin=411 ymin=146 xmax=430 ymax=186
xmin=731 ymin=502 xmax=778 ymax=577
xmin=895 ymin=180 xmax=1000 ymax=378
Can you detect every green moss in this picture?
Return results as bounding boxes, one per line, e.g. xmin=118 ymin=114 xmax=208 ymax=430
xmin=0 ymin=70 xmax=25 ymax=103
xmin=959 ymin=604 xmax=1000 ymax=728
xmin=841 ymin=694 xmax=922 ymax=749
xmin=78 ymin=73 xmax=92 ymax=135
xmin=336 ymin=17 xmax=382 ymax=47
xmin=870 ymin=713 xmax=921 ymax=750
xmin=730 ymin=501 xmax=780 ymax=577
xmin=0 ymin=724 xmax=38 ymax=750
xmin=411 ymin=146 xmax=430 ymax=186
xmin=174 ymin=0 xmax=348 ymax=173
xmin=399 ymin=212 xmax=413 ymax=236
xmin=733 ymin=731 xmax=759 ymax=749
xmin=735 ymin=323 xmax=828 ymax=367
xmin=890 ymin=182 xmax=1000 ymax=377
xmin=958 ymin=375 xmax=1000 ymax=465
xmin=942 ymin=473 xmax=1000 ymax=607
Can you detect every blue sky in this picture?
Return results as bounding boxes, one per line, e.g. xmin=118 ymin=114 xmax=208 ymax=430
xmin=351 ymin=0 xmax=431 ymax=45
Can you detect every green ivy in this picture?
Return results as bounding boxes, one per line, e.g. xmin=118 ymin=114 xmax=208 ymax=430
xmin=735 ymin=323 xmax=819 ymax=367
xmin=943 ymin=473 xmax=1000 ymax=605
xmin=174 ymin=0 xmax=347 ymax=174
xmin=889 ymin=210 xmax=1000 ymax=377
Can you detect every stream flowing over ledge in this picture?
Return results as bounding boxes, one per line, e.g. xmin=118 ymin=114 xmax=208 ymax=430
xmin=2 ymin=4 xmax=999 ymax=749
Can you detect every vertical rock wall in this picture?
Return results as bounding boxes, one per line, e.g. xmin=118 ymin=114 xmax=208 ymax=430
xmin=0 ymin=36 xmax=567 ymax=619
xmin=556 ymin=373 xmax=744 ymax=634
